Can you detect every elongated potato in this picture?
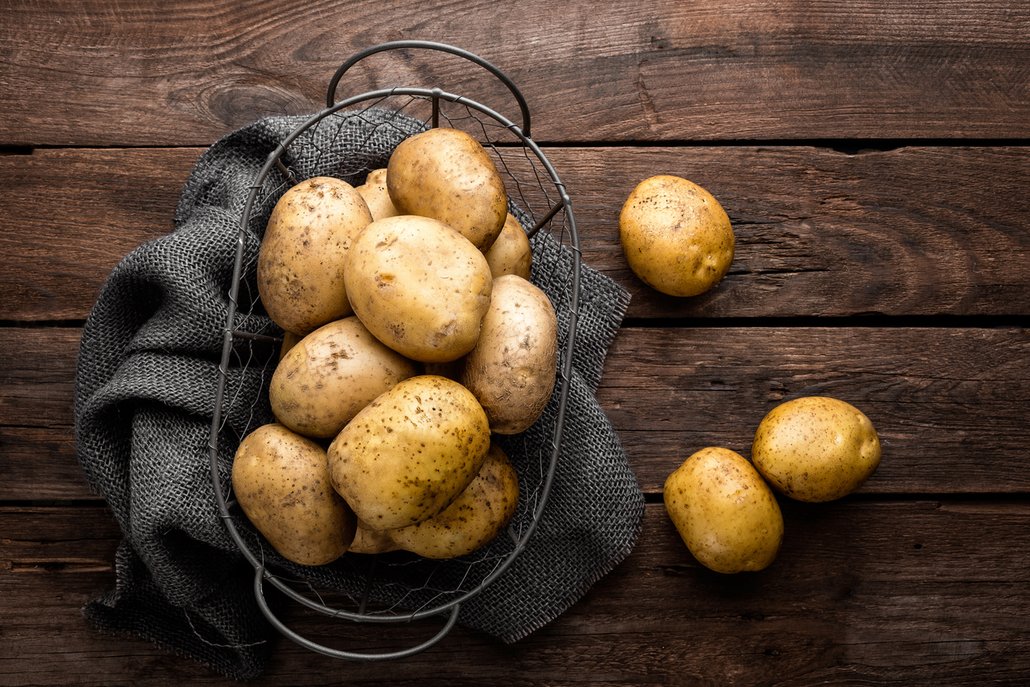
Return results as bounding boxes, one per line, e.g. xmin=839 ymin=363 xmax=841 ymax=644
xmin=484 ymin=213 xmax=532 ymax=279
xmin=387 ymin=127 xmax=507 ymax=251
xmin=232 ymin=424 xmax=356 ymax=566
xmin=344 ymin=215 xmax=493 ymax=363
xmin=387 ymin=443 xmax=519 ymax=559
xmin=328 ymin=375 xmax=491 ymax=529
xmin=461 ymin=275 xmax=557 ymax=434
xmin=257 ymin=176 xmax=372 ymax=335
xmin=269 ymin=317 xmax=418 ymax=439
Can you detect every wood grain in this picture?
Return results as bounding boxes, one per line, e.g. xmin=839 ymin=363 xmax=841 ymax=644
xmin=1 ymin=0 xmax=1028 ymax=146
xmin=3 ymin=502 xmax=1029 ymax=685
xmin=2 ymin=146 xmax=1027 ymax=322
xmin=3 ymin=326 xmax=1027 ymax=500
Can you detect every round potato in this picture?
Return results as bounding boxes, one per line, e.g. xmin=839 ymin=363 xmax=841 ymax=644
xmin=484 ymin=213 xmax=532 ymax=279
xmin=269 ymin=317 xmax=418 ymax=439
xmin=388 ymin=443 xmax=520 ymax=559
xmin=619 ymin=174 xmax=734 ymax=297
xmin=752 ymin=396 xmax=881 ymax=502
xmin=258 ymin=176 xmax=373 ymax=335
xmin=355 ymin=168 xmax=399 ymax=221
xmin=664 ymin=447 xmax=783 ymax=574
xmin=461 ymin=275 xmax=557 ymax=434
xmin=344 ymin=215 xmax=493 ymax=363
xmin=231 ymin=423 xmax=356 ymax=566
xmin=328 ymin=375 xmax=491 ymax=530
xmin=387 ymin=127 xmax=507 ymax=251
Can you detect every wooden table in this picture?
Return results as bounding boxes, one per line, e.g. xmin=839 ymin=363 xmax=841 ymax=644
xmin=2 ymin=2 xmax=1028 ymax=684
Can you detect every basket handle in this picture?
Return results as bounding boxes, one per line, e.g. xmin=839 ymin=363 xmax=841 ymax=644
xmin=325 ymin=40 xmax=532 ymax=136
xmin=251 ymin=566 xmax=461 ymax=661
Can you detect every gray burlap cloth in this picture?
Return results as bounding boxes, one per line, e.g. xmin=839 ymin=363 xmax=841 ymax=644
xmin=74 ymin=108 xmax=644 ymax=680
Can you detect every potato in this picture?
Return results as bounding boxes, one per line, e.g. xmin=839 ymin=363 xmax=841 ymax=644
xmin=484 ymin=213 xmax=532 ymax=279
xmin=619 ymin=174 xmax=734 ymax=297
xmin=387 ymin=127 xmax=507 ymax=251
xmin=355 ymin=168 xmax=399 ymax=221
xmin=348 ymin=520 xmax=399 ymax=555
xmin=278 ymin=331 xmax=302 ymax=361
xmin=344 ymin=215 xmax=493 ymax=363
xmin=269 ymin=316 xmax=418 ymax=439
xmin=258 ymin=176 xmax=373 ymax=335
xmin=328 ymin=375 xmax=491 ymax=529
xmin=387 ymin=443 xmax=519 ymax=559
xmin=664 ymin=447 xmax=783 ymax=574
xmin=461 ymin=274 xmax=557 ymax=434
xmin=231 ymin=423 xmax=356 ymax=566
xmin=752 ymin=396 xmax=881 ymax=502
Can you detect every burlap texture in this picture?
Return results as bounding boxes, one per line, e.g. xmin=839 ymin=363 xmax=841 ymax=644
xmin=74 ymin=107 xmax=644 ymax=679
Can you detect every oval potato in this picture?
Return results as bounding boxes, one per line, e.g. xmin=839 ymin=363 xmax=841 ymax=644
xmin=232 ymin=423 xmax=356 ymax=566
xmin=388 ymin=443 xmax=520 ymax=559
xmin=752 ymin=396 xmax=882 ymax=502
xmin=461 ymin=275 xmax=557 ymax=434
xmin=387 ymin=127 xmax=507 ymax=251
xmin=484 ymin=213 xmax=532 ymax=279
xmin=269 ymin=317 xmax=418 ymax=439
xmin=355 ymin=168 xmax=399 ymax=221
xmin=664 ymin=446 xmax=783 ymax=574
xmin=257 ymin=176 xmax=373 ymax=335
xmin=344 ymin=215 xmax=493 ymax=363
xmin=328 ymin=375 xmax=491 ymax=529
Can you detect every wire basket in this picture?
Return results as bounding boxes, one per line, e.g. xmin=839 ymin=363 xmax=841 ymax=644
xmin=206 ymin=41 xmax=581 ymax=660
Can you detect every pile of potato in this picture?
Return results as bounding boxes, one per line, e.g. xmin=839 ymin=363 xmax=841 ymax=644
xmin=232 ymin=127 xmax=557 ymax=567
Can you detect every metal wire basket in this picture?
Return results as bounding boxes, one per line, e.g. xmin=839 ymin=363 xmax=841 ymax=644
xmin=206 ymin=41 xmax=581 ymax=660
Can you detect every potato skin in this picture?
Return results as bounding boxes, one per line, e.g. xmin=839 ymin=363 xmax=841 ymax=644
xmin=664 ymin=447 xmax=783 ymax=574
xmin=619 ymin=174 xmax=734 ymax=297
xmin=344 ymin=215 xmax=493 ymax=363
xmin=348 ymin=519 xmax=399 ymax=555
xmin=269 ymin=317 xmax=418 ymax=439
xmin=258 ymin=176 xmax=373 ymax=335
xmin=485 ymin=213 xmax=532 ymax=279
xmin=387 ymin=443 xmax=519 ymax=559
xmin=387 ymin=128 xmax=507 ymax=251
xmin=355 ymin=168 xmax=399 ymax=221
xmin=752 ymin=396 xmax=881 ymax=502
xmin=461 ymin=275 xmax=557 ymax=434
xmin=231 ymin=424 xmax=356 ymax=566
xmin=328 ymin=375 xmax=491 ymax=530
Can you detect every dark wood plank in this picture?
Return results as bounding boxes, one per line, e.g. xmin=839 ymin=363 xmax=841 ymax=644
xmin=2 ymin=146 xmax=1027 ymax=322
xmin=3 ymin=326 xmax=1028 ymax=500
xmin=3 ymin=502 xmax=1029 ymax=685
xmin=1 ymin=0 xmax=1028 ymax=146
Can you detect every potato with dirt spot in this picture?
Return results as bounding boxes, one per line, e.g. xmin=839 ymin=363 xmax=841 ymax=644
xmin=269 ymin=316 xmax=418 ymax=439
xmin=387 ymin=127 xmax=507 ymax=251
xmin=355 ymin=168 xmax=399 ymax=221
xmin=344 ymin=215 xmax=493 ymax=363
xmin=386 ymin=443 xmax=520 ymax=558
xmin=484 ymin=213 xmax=532 ymax=279
xmin=752 ymin=396 xmax=881 ymax=502
xmin=257 ymin=176 xmax=373 ymax=335
xmin=664 ymin=446 xmax=783 ymax=574
xmin=328 ymin=375 xmax=491 ymax=530
xmin=461 ymin=274 xmax=557 ymax=434
xmin=619 ymin=174 xmax=734 ymax=297
xmin=231 ymin=423 xmax=356 ymax=566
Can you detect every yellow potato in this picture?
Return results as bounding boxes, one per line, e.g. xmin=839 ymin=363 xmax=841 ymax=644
xmin=387 ymin=127 xmax=507 ymax=251
xmin=752 ymin=396 xmax=881 ymax=502
xmin=387 ymin=443 xmax=519 ymax=559
xmin=619 ymin=174 xmax=734 ymax=297
xmin=257 ymin=176 xmax=373 ymax=335
xmin=344 ymin=215 xmax=493 ymax=363
xmin=328 ymin=375 xmax=491 ymax=529
xmin=355 ymin=168 xmax=399 ymax=221
xmin=484 ymin=213 xmax=532 ymax=279
xmin=664 ymin=447 xmax=783 ymax=574
xmin=348 ymin=520 xmax=399 ymax=555
xmin=231 ymin=423 xmax=356 ymax=566
xmin=269 ymin=317 xmax=418 ymax=439
xmin=461 ymin=274 xmax=557 ymax=434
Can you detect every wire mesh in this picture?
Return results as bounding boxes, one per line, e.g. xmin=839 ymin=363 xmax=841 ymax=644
xmin=207 ymin=43 xmax=581 ymax=659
